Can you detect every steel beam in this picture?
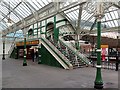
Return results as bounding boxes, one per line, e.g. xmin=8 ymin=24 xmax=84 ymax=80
xmin=75 ymin=5 xmax=83 ymax=50
xmin=2 ymin=1 xmax=87 ymax=36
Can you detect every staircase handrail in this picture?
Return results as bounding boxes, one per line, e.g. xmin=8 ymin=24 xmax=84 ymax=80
xmin=58 ymin=38 xmax=91 ymax=65
xmin=41 ymin=38 xmax=73 ymax=69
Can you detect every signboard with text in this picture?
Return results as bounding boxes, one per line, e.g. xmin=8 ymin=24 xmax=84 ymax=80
xmin=16 ymin=40 xmax=39 ymax=46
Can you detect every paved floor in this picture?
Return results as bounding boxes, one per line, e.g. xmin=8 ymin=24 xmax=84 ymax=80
xmin=2 ymin=57 xmax=118 ymax=88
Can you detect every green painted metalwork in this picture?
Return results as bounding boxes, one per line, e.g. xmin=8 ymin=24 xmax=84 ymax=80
xmin=39 ymin=44 xmax=62 ymax=68
xmin=38 ymin=45 xmax=41 ymax=64
xmin=2 ymin=41 xmax=5 ymax=60
xmin=53 ymin=16 xmax=59 ymax=43
xmin=23 ymin=37 xmax=27 ymax=66
xmin=27 ymin=18 xmax=67 ymax=37
xmin=56 ymin=19 xmax=67 ymax=23
xmin=94 ymin=21 xmax=103 ymax=89
xmin=75 ymin=41 xmax=79 ymax=50
xmin=10 ymin=48 xmax=16 ymax=59
xmin=33 ymin=24 xmax=34 ymax=36
xmin=45 ymin=20 xmax=47 ymax=38
xmin=15 ymin=47 xmax=18 ymax=59
xmin=41 ymin=38 xmax=70 ymax=68
xmin=40 ymin=22 xmax=42 ymax=34
xmin=37 ymin=22 xmax=38 ymax=37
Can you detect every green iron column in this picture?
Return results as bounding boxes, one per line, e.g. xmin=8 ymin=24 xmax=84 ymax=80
xmin=37 ymin=22 xmax=38 ymax=38
xmin=94 ymin=18 xmax=103 ymax=89
xmin=40 ymin=22 xmax=42 ymax=34
xmin=15 ymin=46 xmax=18 ymax=59
xmin=53 ymin=16 xmax=57 ymax=43
xmin=33 ymin=24 xmax=34 ymax=36
xmin=45 ymin=20 xmax=47 ymax=38
xmin=54 ymin=16 xmax=59 ymax=43
xmin=2 ymin=37 xmax=5 ymax=60
xmin=23 ymin=36 xmax=27 ymax=66
xmin=38 ymin=41 xmax=41 ymax=64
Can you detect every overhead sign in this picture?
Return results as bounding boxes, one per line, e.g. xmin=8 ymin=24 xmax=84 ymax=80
xmin=16 ymin=40 xmax=39 ymax=46
xmin=101 ymin=45 xmax=108 ymax=48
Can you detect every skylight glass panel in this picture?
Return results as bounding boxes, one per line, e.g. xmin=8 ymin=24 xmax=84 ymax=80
xmin=102 ymin=22 xmax=108 ymax=28
xmin=15 ymin=7 xmax=26 ymax=17
xmin=10 ymin=12 xmax=19 ymax=23
xmin=15 ymin=7 xmax=27 ymax=17
xmin=0 ymin=14 xmax=4 ymax=19
xmin=105 ymin=13 xmax=110 ymax=21
xmin=66 ymin=13 xmax=75 ymax=21
xmin=89 ymin=17 xmax=95 ymax=23
xmin=70 ymin=12 xmax=77 ymax=20
xmin=9 ymin=1 xmax=19 ymax=8
xmin=42 ymin=0 xmax=49 ymax=5
xmin=107 ymin=21 xmax=112 ymax=27
xmin=0 ymin=4 xmax=9 ymax=15
xmin=114 ymin=10 xmax=119 ymax=19
xmin=26 ymin=1 xmax=39 ymax=10
xmin=0 ymin=22 xmax=7 ymax=28
xmin=37 ymin=0 xmax=45 ymax=7
xmin=81 ymin=10 xmax=92 ymax=21
xmin=110 ymin=21 xmax=115 ymax=27
xmin=72 ymin=11 xmax=78 ymax=17
xmin=110 ymin=12 xmax=116 ymax=19
xmin=0 ymin=24 xmax=4 ymax=30
xmin=22 ymin=3 xmax=33 ymax=13
xmin=114 ymin=20 xmax=118 ymax=27
xmin=16 ymin=4 xmax=31 ymax=18
xmin=32 ymin=1 xmax=41 ymax=10
xmin=20 ymin=3 xmax=31 ymax=15
xmin=82 ymin=10 xmax=86 ymax=15
xmin=82 ymin=13 xmax=90 ymax=21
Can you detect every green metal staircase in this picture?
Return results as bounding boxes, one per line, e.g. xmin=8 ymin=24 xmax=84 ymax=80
xmin=41 ymin=37 xmax=73 ymax=69
xmin=45 ymin=36 xmax=91 ymax=69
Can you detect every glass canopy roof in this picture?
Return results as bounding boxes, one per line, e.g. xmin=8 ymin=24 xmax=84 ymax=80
xmin=0 ymin=0 xmax=52 ymax=30
xmin=0 ymin=1 xmax=120 ymax=39
xmin=64 ymin=4 xmax=120 ymax=30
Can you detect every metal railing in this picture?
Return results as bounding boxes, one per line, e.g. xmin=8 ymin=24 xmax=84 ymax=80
xmin=88 ymin=55 xmax=120 ymax=70
xmin=58 ymin=39 xmax=91 ymax=65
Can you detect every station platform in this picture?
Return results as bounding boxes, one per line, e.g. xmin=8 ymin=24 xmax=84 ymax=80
xmin=2 ymin=56 xmax=118 ymax=88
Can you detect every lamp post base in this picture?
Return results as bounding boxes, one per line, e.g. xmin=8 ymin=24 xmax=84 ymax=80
xmin=94 ymin=83 xmax=103 ymax=89
xmin=23 ymin=63 xmax=27 ymax=66
xmin=2 ymin=57 xmax=5 ymax=60
xmin=38 ymin=61 xmax=41 ymax=64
